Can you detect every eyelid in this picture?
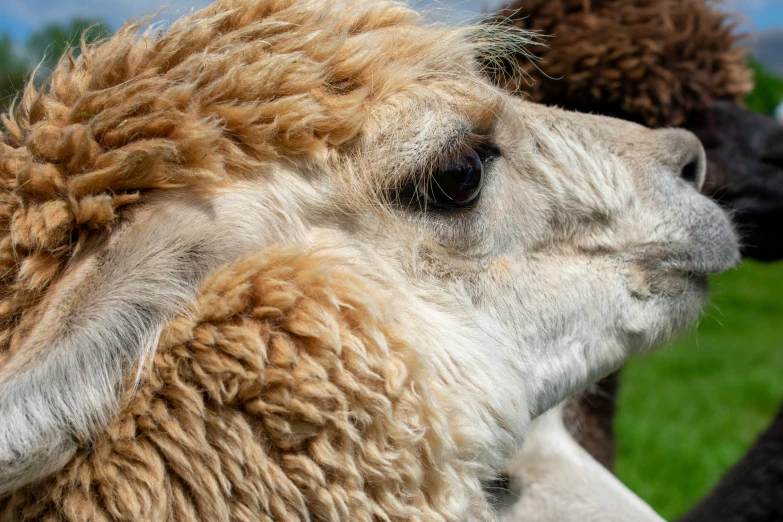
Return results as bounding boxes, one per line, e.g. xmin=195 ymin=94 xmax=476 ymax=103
xmin=389 ymin=135 xmax=498 ymax=212
xmin=383 ymin=125 xmax=498 ymax=206
xmin=427 ymin=132 xmax=499 ymax=177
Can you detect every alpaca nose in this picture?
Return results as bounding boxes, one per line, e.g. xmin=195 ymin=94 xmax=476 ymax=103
xmin=657 ymin=128 xmax=707 ymax=191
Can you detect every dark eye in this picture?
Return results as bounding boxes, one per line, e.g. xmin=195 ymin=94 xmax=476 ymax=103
xmin=418 ymin=148 xmax=495 ymax=209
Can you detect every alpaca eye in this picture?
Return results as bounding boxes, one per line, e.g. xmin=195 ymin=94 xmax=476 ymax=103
xmin=418 ymin=149 xmax=491 ymax=208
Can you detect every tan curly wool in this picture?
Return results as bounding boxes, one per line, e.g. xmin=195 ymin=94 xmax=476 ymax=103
xmin=0 ymin=246 xmax=480 ymax=521
xmin=495 ymin=0 xmax=753 ymax=127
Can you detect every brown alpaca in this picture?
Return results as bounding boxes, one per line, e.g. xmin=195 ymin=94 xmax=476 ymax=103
xmin=497 ymin=0 xmax=751 ymax=127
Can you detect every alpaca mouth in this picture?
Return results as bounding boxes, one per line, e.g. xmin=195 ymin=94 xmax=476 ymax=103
xmin=632 ymin=239 xmax=740 ymax=280
xmin=624 ymin=242 xmax=736 ymax=300
xmin=634 ymin=197 xmax=740 ymax=279
xmin=659 ymin=244 xmax=740 ymax=276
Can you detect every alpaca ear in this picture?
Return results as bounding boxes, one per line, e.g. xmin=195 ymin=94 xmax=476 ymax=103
xmin=0 ymin=199 xmax=230 ymax=494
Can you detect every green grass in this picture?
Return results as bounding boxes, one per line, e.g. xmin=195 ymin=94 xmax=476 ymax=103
xmin=745 ymin=60 xmax=783 ymax=116
xmin=615 ymin=260 xmax=783 ymax=520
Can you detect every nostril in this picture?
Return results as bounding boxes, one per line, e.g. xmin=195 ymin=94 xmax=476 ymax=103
xmin=680 ymin=159 xmax=700 ymax=187
xmin=658 ymin=128 xmax=706 ymax=191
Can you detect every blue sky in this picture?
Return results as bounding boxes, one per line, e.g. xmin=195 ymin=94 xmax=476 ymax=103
xmin=0 ymin=0 xmax=782 ymax=42
xmin=732 ymin=0 xmax=783 ymax=31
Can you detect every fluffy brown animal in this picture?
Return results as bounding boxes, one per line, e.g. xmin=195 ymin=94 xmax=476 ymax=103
xmin=496 ymin=0 xmax=751 ymax=127
xmin=1 ymin=3 xmax=515 ymax=517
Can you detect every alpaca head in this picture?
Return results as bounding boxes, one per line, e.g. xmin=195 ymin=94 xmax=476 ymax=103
xmin=0 ymin=0 xmax=738 ymax=500
xmin=497 ymin=0 xmax=783 ymax=261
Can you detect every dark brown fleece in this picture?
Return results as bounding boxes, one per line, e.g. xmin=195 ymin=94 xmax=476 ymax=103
xmin=496 ymin=0 xmax=753 ymax=128
xmin=562 ymin=373 xmax=619 ymax=471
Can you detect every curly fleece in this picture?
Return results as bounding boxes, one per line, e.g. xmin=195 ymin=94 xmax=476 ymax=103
xmin=496 ymin=0 xmax=753 ymax=127
xmin=0 ymin=247 xmax=481 ymax=521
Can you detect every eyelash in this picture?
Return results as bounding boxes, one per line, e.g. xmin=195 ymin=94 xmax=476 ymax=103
xmin=431 ymin=133 xmax=497 ymax=170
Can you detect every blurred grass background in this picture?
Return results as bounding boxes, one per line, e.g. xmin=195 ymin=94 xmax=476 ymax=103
xmin=616 ymin=261 xmax=783 ymax=519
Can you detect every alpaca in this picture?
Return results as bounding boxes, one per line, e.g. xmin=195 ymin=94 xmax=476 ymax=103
xmin=489 ymin=0 xmax=783 ymax=519
xmin=0 ymin=0 xmax=739 ymax=519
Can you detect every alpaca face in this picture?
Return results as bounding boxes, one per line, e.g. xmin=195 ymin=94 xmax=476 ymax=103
xmin=0 ymin=0 xmax=738 ymax=499
xmin=323 ymin=84 xmax=740 ymax=463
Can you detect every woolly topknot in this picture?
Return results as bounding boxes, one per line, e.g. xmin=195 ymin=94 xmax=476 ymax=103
xmin=495 ymin=0 xmax=753 ymax=127
xmin=0 ymin=0 xmax=528 ymax=362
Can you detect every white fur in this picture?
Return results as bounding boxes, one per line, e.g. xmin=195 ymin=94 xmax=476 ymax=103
xmin=500 ymin=403 xmax=666 ymax=522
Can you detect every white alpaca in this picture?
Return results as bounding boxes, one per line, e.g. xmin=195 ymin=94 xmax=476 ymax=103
xmin=0 ymin=0 xmax=738 ymax=518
